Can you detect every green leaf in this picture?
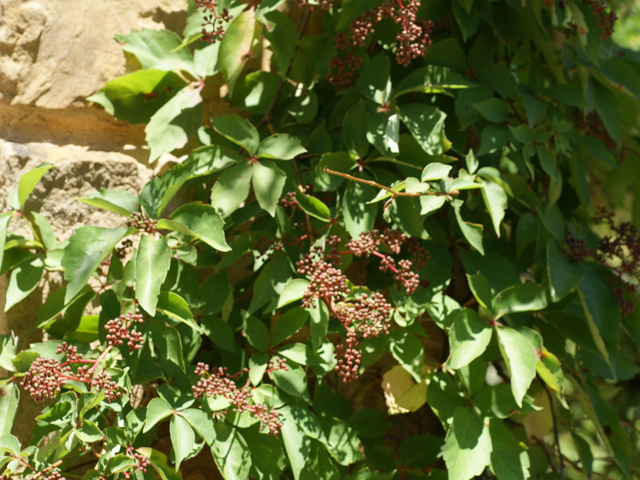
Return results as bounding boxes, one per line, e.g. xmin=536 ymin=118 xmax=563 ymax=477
xmin=272 ymin=307 xmax=309 ymax=347
xmin=156 ymin=292 xmax=202 ymax=332
xmin=138 ymin=448 xmax=183 ymax=480
xmin=210 ymin=162 xmax=253 ymax=218
xmin=212 ymin=114 xmax=260 ymax=154
xmin=0 ymin=435 xmax=20 ymax=455
xmin=263 ymin=11 xmax=297 ymax=75
xmin=211 ymin=422 xmax=252 ymax=480
xmin=578 ymin=263 xmax=622 ymax=345
xmin=12 ymin=351 xmax=40 ymax=373
xmin=593 ymin=80 xmax=621 ymax=145
xmin=144 ymin=397 xmax=174 ymax=433
xmin=472 ymin=98 xmax=508 ymax=122
xmin=497 ymin=327 xmax=537 ymax=407
xmin=454 ymin=203 xmax=484 ymax=255
xmin=493 ymin=282 xmax=548 ymax=319
xmin=241 ymin=426 xmax=285 ymax=479
xmin=535 ymin=144 xmax=558 ymax=182
xmin=399 ymin=433 xmax=444 ymax=468
xmin=447 ymin=309 xmax=492 ymax=370
xmin=115 ymin=29 xmax=197 ymax=76
xmin=219 ymin=10 xmax=262 ymax=95
xmin=287 ymin=92 xmax=319 ymax=124
xmin=479 ymin=179 xmax=507 ymax=237
xmin=180 ymin=409 xmax=216 ymax=446
xmin=343 ymin=100 xmax=371 ymax=159
xmin=309 ymin=299 xmax=329 ymax=352
xmin=280 ymin=406 xmax=323 ymax=479
xmin=31 ymin=212 xmax=57 ymax=250
xmin=0 ymin=334 xmax=17 ymax=372
xmin=4 ymin=255 xmax=44 ymax=312
xmin=391 ymin=197 xmax=429 ymax=240
xmin=271 ymin=364 xmax=310 ymax=402
xmin=394 ymin=65 xmax=473 ymax=98
xmin=256 ymin=134 xmax=306 ymax=160
xmin=87 ymin=70 xmax=186 ymax=124
xmin=277 ymin=279 xmax=309 ymax=309
xmin=136 ymin=235 xmax=172 ymax=316
xmin=389 ymin=330 xmax=425 ymax=383
xmin=0 ymin=213 xmax=12 ymax=273
xmin=320 ymin=416 xmax=364 ymax=465
xmin=245 ymin=316 xmax=271 ymax=351
xmin=516 ymin=213 xmax=537 ymax=257
xmin=367 ymin=113 xmax=400 ymax=156
xmin=248 ymin=252 xmax=291 ymax=314
xmin=343 ymin=179 xmax=377 ymax=237
xmin=46 ymin=286 xmax=96 ymax=339
xmin=547 ymin=239 xmax=584 ymax=302
xmin=76 ymin=419 xmax=104 ymax=443
xmin=399 ymin=104 xmax=450 ymax=155
xmin=488 ymin=419 xmax=530 ymax=480
xmin=249 ymin=351 xmax=269 ymax=385
xmin=295 ymin=189 xmax=331 ymax=222
xmin=201 ymin=317 xmax=236 ymax=352
xmin=170 ymin=202 xmax=230 ymax=251
xmin=171 ymin=414 xmax=195 ymax=470
xmin=252 ymin=160 xmax=287 ymax=216
xmin=0 ymin=384 xmax=19 ymax=436
xmin=443 ymin=407 xmax=492 ymax=480
xmin=152 ymin=322 xmax=185 ymax=372
xmin=421 ymin=163 xmax=453 ymax=182
xmin=358 ymin=54 xmax=392 ymax=105
xmin=79 ymin=189 xmax=140 ymax=216
xmin=18 ymin=163 xmax=53 ymax=207
xmin=145 ymin=87 xmax=203 ymax=163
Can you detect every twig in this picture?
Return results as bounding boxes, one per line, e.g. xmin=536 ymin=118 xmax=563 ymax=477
xmin=256 ymin=10 xmax=312 ymax=131
xmin=323 ymin=167 xmax=460 ymax=197
xmin=540 ymin=376 xmax=564 ymax=480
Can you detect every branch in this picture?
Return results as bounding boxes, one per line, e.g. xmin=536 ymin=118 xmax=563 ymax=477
xmin=323 ymin=167 xmax=460 ymax=198
xmin=540 ymin=377 xmax=564 ymax=480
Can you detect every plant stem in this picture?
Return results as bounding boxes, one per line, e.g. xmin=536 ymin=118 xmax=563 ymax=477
xmin=88 ymin=346 xmax=113 ymax=375
xmin=540 ymin=377 xmax=564 ymax=480
xmin=323 ymin=167 xmax=459 ymax=197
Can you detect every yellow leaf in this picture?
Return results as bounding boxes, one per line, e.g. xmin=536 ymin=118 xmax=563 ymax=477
xmin=381 ymin=365 xmax=432 ymax=415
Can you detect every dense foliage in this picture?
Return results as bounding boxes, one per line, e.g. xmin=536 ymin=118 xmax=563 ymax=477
xmin=1 ymin=0 xmax=640 ymax=478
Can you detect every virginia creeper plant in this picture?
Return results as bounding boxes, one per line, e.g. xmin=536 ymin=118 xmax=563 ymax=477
xmin=0 ymin=0 xmax=640 ymax=479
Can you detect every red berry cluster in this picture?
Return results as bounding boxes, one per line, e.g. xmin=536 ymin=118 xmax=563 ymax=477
xmin=567 ymin=210 xmax=640 ymax=317
xmin=195 ymin=0 xmax=233 ymax=44
xmin=254 ymin=234 xmax=308 ymax=261
xmin=121 ymin=450 xmax=151 ymax=480
xmin=127 ymin=212 xmax=157 ymax=234
xmin=282 ymin=185 xmax=311 ymax=210
xmin=297 ymin=255 xmax=351 ymax=308
xmin=346 ymin=229 xmax=426 ymax=294
xmin=21 ymin=342 xmax=121 ymax=403
xmin=192 ymin=363 xmax=283 ymax=435
xmin=21 ymin=357 xmax=67 ymax=402
xmin=105 ymin=310 xmax=144 ymax=352
xmin=325 ymin=0 xmax=433 ymax=86
xmin=43 ymin=472 xmax=65 ymax=480
xmin=295 ymin=239 xmax=395 ymax=381
xmin=583 ymin=0 xmax=617 ymax=40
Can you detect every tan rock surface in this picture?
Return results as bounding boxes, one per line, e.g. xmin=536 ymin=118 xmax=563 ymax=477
xmin=0 ymin=0 xmax=188 ymax=108
xmin=0 ymin=139 xmax=153 ymax=239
